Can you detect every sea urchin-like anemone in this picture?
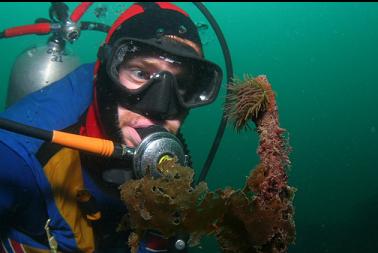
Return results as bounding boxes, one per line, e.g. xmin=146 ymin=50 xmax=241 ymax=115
xmin=224 ymin=75 xmax=274 ymax=131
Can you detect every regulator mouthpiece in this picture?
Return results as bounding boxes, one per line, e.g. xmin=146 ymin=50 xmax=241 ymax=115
xmin=132 ymin=131 xmax=187 ymax=178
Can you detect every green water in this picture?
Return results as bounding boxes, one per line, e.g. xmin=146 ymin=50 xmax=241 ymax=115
xmin=1 ymin=2 xmax=377 ymax=253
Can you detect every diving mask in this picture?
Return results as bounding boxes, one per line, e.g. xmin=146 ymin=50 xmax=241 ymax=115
xmin=103 ymin=38 xmax=222 ymax=120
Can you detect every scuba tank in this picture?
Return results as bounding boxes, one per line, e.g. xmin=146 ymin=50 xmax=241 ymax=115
xmin=1 ymin=2 xmax=109 ymax=106
xmin=7 ymin=36 xmax=80 ymax=105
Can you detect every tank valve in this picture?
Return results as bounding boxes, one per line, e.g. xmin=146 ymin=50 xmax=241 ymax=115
xmin=62 ymin=20 xmax=80 ymax=42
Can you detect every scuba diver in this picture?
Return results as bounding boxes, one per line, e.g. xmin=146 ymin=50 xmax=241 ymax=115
xmin=0 ymin=2 xmax=222 ymax=253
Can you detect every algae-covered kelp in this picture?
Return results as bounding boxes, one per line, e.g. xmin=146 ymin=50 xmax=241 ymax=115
xmin=119 ymin=75 xmax=295 ymax=253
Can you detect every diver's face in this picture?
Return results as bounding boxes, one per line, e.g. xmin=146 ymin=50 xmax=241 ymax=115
xmin=117 ymin=56 xmax=184 ymax=147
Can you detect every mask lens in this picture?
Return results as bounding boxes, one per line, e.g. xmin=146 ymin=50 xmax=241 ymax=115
xmin=175 ymin=59 xmax=222 ymax=108
xmin=108 ymin=41 xmax=148 ymax=92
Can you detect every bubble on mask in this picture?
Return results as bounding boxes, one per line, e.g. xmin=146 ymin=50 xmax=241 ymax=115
xmin=156 ymin=28 xmax=165 ymax=38
xmin=178 ymin=25 xmax=187 ymax=34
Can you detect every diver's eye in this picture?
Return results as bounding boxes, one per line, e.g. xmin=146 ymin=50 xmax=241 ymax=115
xmin=130 ymin=68 xmax=151 ymax=81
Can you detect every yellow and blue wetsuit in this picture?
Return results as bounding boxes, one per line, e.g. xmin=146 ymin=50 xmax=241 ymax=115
xmin=0 ymin=64 xmax=166 ymax=253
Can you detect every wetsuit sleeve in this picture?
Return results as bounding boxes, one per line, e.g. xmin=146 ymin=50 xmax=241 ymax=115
xmin=0 ymin=142 xmax=37 ymax=230
xmin=0 ymin=63 xmax=95 ymax=155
